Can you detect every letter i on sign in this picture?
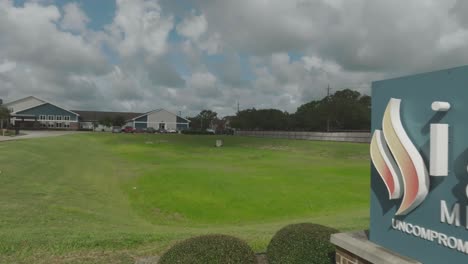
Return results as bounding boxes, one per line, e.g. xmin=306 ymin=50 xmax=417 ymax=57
xmin=430 ymin=101 xmax=450 ymax=177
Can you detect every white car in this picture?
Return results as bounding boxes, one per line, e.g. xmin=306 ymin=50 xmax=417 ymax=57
xmin=166 ymin=129 xmax=177 ymax=133
xmin=206 ymin=129 xmax=215 ymax=135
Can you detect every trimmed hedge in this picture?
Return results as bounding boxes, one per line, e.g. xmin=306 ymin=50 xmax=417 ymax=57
xmin=181 ymin=130 xmax=214 ymax=135
xmin=159 ymin=234 xmax=256 ymax=264
xmin=266 ymin=223 xmax=338 ymax=264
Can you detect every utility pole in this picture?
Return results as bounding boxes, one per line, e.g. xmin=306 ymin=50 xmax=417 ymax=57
xmin=326 ymin=84 xmax=332 ymax=132
xmin=0 ymin=99 xmax=3 ymax=136
xmin=237 ymin=101 xmax=240 ymax=113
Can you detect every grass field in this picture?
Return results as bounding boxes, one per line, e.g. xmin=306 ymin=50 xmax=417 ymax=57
xmin=0 ymin=133 xmax=370 ymax=263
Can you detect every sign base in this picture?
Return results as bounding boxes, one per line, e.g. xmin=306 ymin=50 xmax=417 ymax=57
xmin=331 ymin=231 xmax=421 ymax=264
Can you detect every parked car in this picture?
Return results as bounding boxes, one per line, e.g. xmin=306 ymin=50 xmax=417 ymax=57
xmin=156 ymin=128 xmax=167 ymax=134
xmin=166 ymin=129 xmax=177 ymax=133
xmin=122 ymin=126 xmax=135 ymax=133
xmin=111 ymin=126 xmax=121 ymax=133
xmin=206 ymin=129 xmax=216 ymax=135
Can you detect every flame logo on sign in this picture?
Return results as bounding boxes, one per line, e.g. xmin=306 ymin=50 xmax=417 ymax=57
xmin=370 ymin=98 xmax=429 ymax=215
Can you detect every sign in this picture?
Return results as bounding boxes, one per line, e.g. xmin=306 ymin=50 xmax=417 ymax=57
xmin=370 ymin=66 xmax=468 ymax=263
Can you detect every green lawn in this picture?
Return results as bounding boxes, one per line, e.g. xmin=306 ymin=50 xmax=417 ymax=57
xmin=0 ymin=133 xmax=370 ymax=263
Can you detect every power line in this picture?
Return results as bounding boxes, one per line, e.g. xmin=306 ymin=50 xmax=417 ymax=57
xmin=327 ymin=84 xmax=332 ymax=97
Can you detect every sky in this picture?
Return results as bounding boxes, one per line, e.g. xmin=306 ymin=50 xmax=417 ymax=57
xmin=1 ymin=0 xmax=468 ymax=117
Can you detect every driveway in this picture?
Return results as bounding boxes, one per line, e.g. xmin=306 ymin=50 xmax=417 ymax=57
xmin=0 ymin=131 xmax=84 ymax=142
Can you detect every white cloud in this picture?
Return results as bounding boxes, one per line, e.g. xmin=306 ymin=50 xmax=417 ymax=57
xmin=176 ymin=12 xmax=207 ymax=40
xmin=176 ymin=12 xmax=222 ymax=55
xmin=0 ymin=1 xmax=108 ymax=75
xmin=0 ymin=1 xmax=110 ymax=106
xmin=0 ymin=60 xmax=16 ymax=73
xmin=107 ymin=0 xmax=173 ymax=59
xmin=189 ymin=72 xmax=220 ymax=97
xmin=438 ymin=29 xmax=468 ymax=51
xmin=198 ymin=32 xmax=223 ymax=55
xmin=60 ymin=2 xmax=90 ymax=32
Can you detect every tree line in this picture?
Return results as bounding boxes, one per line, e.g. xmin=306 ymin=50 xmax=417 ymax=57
xmin=188 ymin=89 xmax=371 ymax=132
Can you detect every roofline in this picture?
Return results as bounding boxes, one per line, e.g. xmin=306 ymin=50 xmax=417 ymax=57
xmin=130 ymin=109 xmax=190 ymax=122
xmin=3 ymin=96 xmax=44 ymax=107
xmin=131 ymin=109 xmax=162 ymax=120
xmin=9 ymin=96 xmax=80 ymax=116
xmin=10 ymin=114 xmax=35 ymax=117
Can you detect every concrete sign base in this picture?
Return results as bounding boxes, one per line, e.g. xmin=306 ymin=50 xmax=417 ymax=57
xmin=331 ymin=231 xmax=421 ymax=264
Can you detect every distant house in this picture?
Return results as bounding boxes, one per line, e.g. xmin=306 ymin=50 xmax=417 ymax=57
xmin=3 ymin=96 xmax=190 ymax=131
xmin=130 ymin=109 xmax=190 ymax=131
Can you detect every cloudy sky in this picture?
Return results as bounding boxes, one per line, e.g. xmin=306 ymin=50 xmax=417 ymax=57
xmin=1 ymin=0 xmax=468 ymax=116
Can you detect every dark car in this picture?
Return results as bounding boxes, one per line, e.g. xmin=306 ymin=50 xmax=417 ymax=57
xmin=122 ymin=126 xmax=135 ymax=133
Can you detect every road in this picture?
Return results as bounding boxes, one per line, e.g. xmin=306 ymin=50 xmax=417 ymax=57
xmin=0 ymin=130 xmax=84 ymax=142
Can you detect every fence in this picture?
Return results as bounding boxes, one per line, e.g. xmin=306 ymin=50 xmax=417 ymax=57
xmin=234 ymin=130 xmax=371 ymax=143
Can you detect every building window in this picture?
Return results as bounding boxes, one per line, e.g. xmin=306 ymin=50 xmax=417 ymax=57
xmin=48 ymin=115 xmax=54 ymax=121
xmin=64 ymin=123 xmax=70 ymax=128
xmin=64 ymin=116 xmax=70 ymax=121
xmin=56 ymin=115 xmax=62 ymax=121
xmin=39 ymin=115 xmax=46 ymax=120
xmin=48 ymin=123 xmax=54 ymax=128
xmin=56 ymin=123 xmax=63 ymax=128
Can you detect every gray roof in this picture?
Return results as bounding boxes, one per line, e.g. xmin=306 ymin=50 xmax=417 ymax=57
xmin=73 ymin=110 xmax=143 ymax=122
xmin=131 ymin=109 xmax=191 ymax=122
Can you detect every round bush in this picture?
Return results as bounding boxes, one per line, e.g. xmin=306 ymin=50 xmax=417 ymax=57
xmin=266 ymin=223 xmax=338 ymax=264
xmin=159 ymin=234 xmax=256 ymax=264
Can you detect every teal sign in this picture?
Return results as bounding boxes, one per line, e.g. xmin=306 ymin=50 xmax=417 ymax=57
xmin=370 ymin=66 xmax=468 ymax=263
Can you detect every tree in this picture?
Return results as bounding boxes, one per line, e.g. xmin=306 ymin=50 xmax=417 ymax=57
xmin=0 ymin=105 xmax=11 ymax=136
xmin=292 ymin=89 xmax=371 ymax=131
xmin=293 ymin=101 xmax=324 ymax=131
xmin=325 ymin=89 xmax=370 ymax=130
xmin=198 ymin=110 xmax=218 ymax=130
xmin=98 ymin=116 xmax=113 ymax=128
xmin=113 ymin=115 xmax=127 ymax=127
xmin=230 ymin=108 xmax=290 ymax=130
xmin=189 ymin=110 xmax=218 ymax=130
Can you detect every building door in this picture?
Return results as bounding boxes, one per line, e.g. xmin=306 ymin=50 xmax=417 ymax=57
xmin=159 ymin=123 xmax=165 ymax=130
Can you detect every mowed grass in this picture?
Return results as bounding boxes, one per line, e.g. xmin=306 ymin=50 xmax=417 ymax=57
xmin=0 ymin=133 xmax=370 ymax=263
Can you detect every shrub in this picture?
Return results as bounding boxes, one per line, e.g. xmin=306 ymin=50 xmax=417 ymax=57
xmin=266 ymin=223 xmax=338 ymax=264
xmin=159 ymin=234 xmax=256 ymax=264
xmin=181 ymin=129 xmax=214 ymax=135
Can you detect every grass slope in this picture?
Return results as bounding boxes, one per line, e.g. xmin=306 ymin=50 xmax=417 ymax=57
xmin=0 ymin=133 xmax=370 ymax=263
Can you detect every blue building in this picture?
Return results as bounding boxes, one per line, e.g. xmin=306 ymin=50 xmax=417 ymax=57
xmin=4 ymin=96 xmax=80 ymax=129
